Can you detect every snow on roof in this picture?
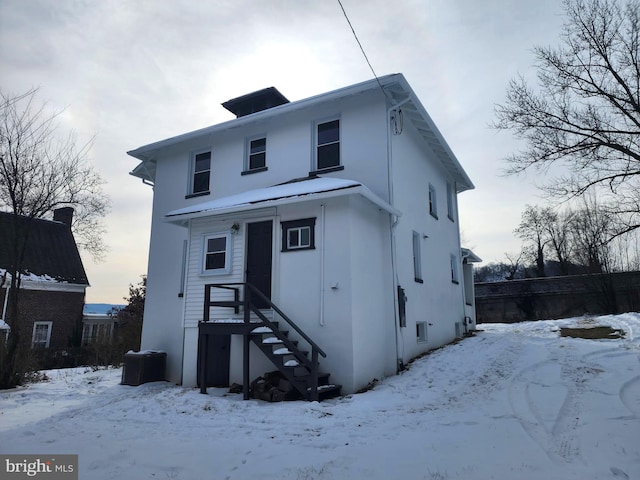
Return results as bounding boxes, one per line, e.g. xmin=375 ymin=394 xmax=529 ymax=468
xmin=165 ymin=176 xmax=400 ymax=222
xmin=0 ymin=267 xmax=68 ymax=284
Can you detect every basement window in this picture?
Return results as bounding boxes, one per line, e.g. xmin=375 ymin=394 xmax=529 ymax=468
xmin=281 ymin=218 xmax=316 ymax=252
xmin=416 ymin=322 xmax=427 ymax=343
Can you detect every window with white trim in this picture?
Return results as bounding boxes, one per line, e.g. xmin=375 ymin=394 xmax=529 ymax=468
xmin=428 ymin=184 xmax=438 ymax=219
xmin=450 ymin=253 xmax=459 ymax=284
xmin=315 ymin=119 xmax=341 ymax=171
xmin=281 ymin=218 xmax=316 ymax=252
xmin=82 ymin=321 xmax=114 ymax=346
xmin=189 ymin=150 xmax=211 ymax=196
xmin=244 ymin=137 xmax=267 ymax=173
xmin=32 ymin=321 xmax=52 ymax=349
xmin=446 ymin=182 xmax=455 ymax=221
xmin=413 ymin=231 xmax=423 ymax=283
xmin=203 ymin=233 xmax=232 ymax=274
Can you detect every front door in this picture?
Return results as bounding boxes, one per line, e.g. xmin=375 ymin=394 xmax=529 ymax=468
xmin=246 ymin=220 xmax=273 ymax=308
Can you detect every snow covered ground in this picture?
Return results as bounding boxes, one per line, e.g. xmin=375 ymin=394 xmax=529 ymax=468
xmin=1 ymin=313 xmax=639 ymax=480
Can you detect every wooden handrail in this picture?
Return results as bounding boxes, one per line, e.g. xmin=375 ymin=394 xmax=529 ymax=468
xmin=244 ymin=283 xmax=326 ymax=358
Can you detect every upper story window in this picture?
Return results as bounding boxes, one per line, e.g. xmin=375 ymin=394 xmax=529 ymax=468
xmin=450 ymin=253 xmax=459 ymax=284
xmin=446 ymin=182 xmax=455 ymax=221
xmin=315 ymin=119 xmax=341 ymax=172
xmin=281 ymin=218 xmax=316 ymax=252
xmin=202 ymin=233 xmax=232 ymax=274
xmin=32 ymin=321 xmax=52 ymax=349
xmin=243 ymin=137 xmax=267 ymax=175
xmin=189 ymin=150 xmax=211 ymax=197
xmin=428 ymin=184 xmax=438 ymax=219
xmin=413 ymin=231 xmax=423 ymax=283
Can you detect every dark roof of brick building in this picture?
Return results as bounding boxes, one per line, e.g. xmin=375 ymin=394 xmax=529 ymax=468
xmin=0 ymin=211 xmax=89 ymax=285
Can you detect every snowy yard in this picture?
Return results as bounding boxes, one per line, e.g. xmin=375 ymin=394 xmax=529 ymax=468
xmin=1 ymin=313 xmax=639 ymax=480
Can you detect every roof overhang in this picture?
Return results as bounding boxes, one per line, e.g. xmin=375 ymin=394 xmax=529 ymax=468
xmin=165 ymin=177 xmax=401 ymax=226
xmin=128 ymin=73 xmax=473 ymax=193
xmin=383 ymin=78 xmax=474 ymax=193
xmin=461 ymin=248 xmax=482 ymax=263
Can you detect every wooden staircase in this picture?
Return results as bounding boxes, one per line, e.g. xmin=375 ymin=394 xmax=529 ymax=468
xmin=250 ymin=323 xmax=341 ymax=401
xmin=199 ymin=282 xmax=341 ymax=401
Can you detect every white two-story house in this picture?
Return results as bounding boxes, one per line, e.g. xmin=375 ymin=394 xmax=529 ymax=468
xmin=128 ymin=74 xmax=479 ymax=400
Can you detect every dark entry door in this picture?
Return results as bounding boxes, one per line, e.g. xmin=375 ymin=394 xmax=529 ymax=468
xmin=197 ymin=334 xmax=230 ymax=387
xmin=246 ymin=221 xmax=273 ymax=308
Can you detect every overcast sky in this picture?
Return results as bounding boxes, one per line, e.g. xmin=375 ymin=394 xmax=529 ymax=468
xmin=0 ymin=0 xmax=566 ymax=303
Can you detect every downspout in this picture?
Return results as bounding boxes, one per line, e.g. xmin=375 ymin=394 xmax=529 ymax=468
xmin=387 ymin=96 xmax=411 ymax=372
xmin=1 ymin=284 xmax=9 ymax=322
xmin=460 ymin=250 xmax=470 ymax=336
xmin=319 ymin=204 xmax=326 ymax=326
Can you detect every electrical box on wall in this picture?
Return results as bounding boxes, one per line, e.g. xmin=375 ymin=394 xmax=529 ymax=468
xmin=397 ymin=285 xmax=407 ymax=327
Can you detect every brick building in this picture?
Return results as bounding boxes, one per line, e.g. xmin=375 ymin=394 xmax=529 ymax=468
xmin=0 ymin=208 xmax=89 ymax=351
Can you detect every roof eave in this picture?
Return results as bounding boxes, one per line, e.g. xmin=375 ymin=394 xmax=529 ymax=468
xmin=164 ymin=185 xmax=400 ymax=226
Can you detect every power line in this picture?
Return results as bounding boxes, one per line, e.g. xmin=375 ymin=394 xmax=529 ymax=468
xmin=337 ymin=0 xmax=390 ymax=101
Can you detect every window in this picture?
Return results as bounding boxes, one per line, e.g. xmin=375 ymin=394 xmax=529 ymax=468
xmin=428 ymin=184 xmax=438 ymax=219
xmin=243 ymin=137 xmax=267 ymax=174
xmin=203 ymin=233 xmax=231 ymax=274
xmin=32 ymin=321 xmax=52 ymax=349
xmin=413 ymin=231 xmax=423 ymax=283
xmin=450 ymin=254 xmax=459 ymax=284
xmin=190 ymin=150 xmax=211 ymax=196
xmin=315 ymin=119 xmax=341 ymax=171
xmin=281 ymin=218 xmax=316 ymax=252
xmin=446 ymin=182 xmax=455 ymax=221
xmin=416 ymin=322 xmax=428 ymax=343
xmin=82 ymin=321 xmax=113 ymax=346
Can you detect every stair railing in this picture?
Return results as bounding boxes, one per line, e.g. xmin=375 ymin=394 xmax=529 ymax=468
xmin=203 ymin=282 xmax=326 ymax=401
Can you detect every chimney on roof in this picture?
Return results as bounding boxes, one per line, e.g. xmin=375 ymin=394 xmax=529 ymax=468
xmin=53 ymin=207 xmax=74 ymax=227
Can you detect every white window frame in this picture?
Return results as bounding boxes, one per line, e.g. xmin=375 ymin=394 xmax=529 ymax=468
xmin=82 ymin=320 xmax=114 ymax=346
xmin=428 ymin=184 xmax=438 ymax=219
xmin=446 ymin=182 xmax=455 ymax=221
xmin=413 ymin=231 xmax=423 ymax=283
xmin=188 ymin=149 xmax=212 ymax=196
xmin=450 ymin=253 xmax=459 ymax=284
xmin=244 ymin=136 xmax=267 ymax=173
xmin=32 ymin=321 xmax=52 ymax=349
xmin=314 ymin=118 xmax=341 ymax=172
xmin=202 ymin=232 xmax=232 ymax=275
xmin=416 ymin=322 xmax=428 ymax=343
xmin=281 ymin=218 xmax=316 ymax=252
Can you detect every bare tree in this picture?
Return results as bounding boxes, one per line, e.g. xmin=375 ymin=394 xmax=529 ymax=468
xmin=515 ymin=205 xmax=554 ymax=277
xmin=494 ymin=0 xmax=640 ymax=239
xmin=0 ymin=88 xmax=110 ymax=388
xmin=568 ymin=196 xmax=616 ymax=273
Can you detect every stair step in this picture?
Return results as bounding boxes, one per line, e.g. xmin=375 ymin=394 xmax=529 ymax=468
xmin=262 ymin=337 xmax=283 ymax=344
xmin=251 ymin=326 xmax=272 ymax=334
xmin=284 ymin=359 xmax=299 ymax=367
xmin=273 ymin=347 xmax=292 ymax=355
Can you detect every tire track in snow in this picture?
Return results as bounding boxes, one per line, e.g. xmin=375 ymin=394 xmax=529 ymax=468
xmin=509 ymin=343 xmax=605 ymax=464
